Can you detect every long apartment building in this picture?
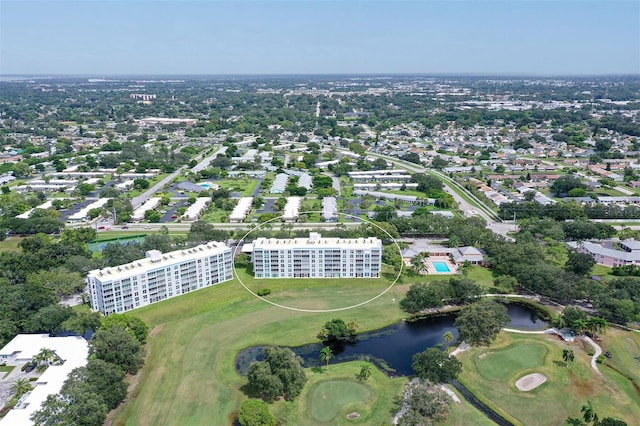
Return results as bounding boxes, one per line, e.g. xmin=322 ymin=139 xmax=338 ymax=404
xmin=251 ymin=232 xmax=382 ymax=279
xmin=87 ymin=242 xmax=232 ymax=314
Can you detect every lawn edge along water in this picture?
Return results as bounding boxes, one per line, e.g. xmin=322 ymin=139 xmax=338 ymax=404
xmin=111 ymin=275 xmax=411 ymax=425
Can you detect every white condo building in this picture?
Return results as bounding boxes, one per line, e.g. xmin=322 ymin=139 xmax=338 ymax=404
xmin=87 ymin=242 xmax=233 ymax=314
xmin=250 ymin=233 xmax=382 ymax=279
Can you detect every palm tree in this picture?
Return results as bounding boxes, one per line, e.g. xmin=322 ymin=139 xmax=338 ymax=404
xmin=572 ymin=319 xmax=587 ymax=336
xmin=319 ymin=346 xmax=334 ymax=373
xmin=442 ymin=331 xmax=454 ymax=349
xmin=581 ymin=401 xmax=599 ymax=424
xmin=586 ymin=317 xmax=608 ymax=338
xmin=563 ymin=349 xmax=575 ymax=367
xmin=11 ymin=378 xmax=33 ymax=398
xmin=34 ymin=348 xmax=56 ymax=367
xmin=410 ymin=254 xmax=427 ymax=275
xmin=358 ymin=364 xmax=372 ymax=381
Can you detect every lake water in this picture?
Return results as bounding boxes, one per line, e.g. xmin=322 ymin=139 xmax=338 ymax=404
xmin=236 ymin=302 xmax=548 ymax=377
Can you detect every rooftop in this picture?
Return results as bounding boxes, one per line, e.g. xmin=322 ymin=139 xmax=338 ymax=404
xmin=253 ymin=232 xmax=381 ymax=250
xmin=0 ymin=334 xmax=89 ymax=426
xmin=88 ymin=241 xmax=230 ymax=282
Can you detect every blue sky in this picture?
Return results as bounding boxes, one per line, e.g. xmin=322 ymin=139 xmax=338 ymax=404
xmin=1 ymin=0 xmax=638 ymax=75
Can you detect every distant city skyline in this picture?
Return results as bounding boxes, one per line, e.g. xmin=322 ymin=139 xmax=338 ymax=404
xmin=1 ymin=1 xmax=638 ymax=76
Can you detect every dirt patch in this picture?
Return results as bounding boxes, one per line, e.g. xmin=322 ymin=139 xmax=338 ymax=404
xmin=478 ymin=352 xmax=493 ymax=359
xmin=149 ymin=325 xmax=164 ymax=338
xmin=515 ymin=373 xmax=547 ymax=391
xmin=346 ymin=412 xmax=360 ymax=419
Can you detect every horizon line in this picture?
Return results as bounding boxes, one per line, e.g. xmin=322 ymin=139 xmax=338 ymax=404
xmin=1 ymin=72 xmax=639 ymax=79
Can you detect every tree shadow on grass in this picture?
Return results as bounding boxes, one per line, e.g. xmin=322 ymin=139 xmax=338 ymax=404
xmin=311 ymin=366 xmax=325 ymax=375
xmin=553 ymin=360 xmax=566 ymax=368
xmin=239 ymin=383 xmax=262 ymax=399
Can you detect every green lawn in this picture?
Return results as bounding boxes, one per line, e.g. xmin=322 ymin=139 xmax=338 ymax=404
xmin=271 ymin=361 xmax=406 ymax=426
xmin=386 ymin=189 xmax=427 ymax=197
xmin=591 ymin=264 xmax=614 ymax=280
xmin=310 ymin=380 xmax=371 ymax=422
xmin=441 ymin=385 xmax=495 ymax=426
xmin=199 ymin=208 xmax=232 ymax=223
xmin=475 ymin=342 xmax=547 ymax=381
xmin=0 ymin=237 xmax=22 ymax=253
xmin=0 ymin=365 xmax=16 ymax=379
xmin=215 ymin=178 xmax=259 ymax=197
xmin=111 ymin=276 xmax=409 ymax=426
xmin=598 ymin=327 xmax=640 ymax=392
xmin=462 ymin=266 xmax=497 ymax=290
xmin=456 ymin=332 xmax=640 ymax=426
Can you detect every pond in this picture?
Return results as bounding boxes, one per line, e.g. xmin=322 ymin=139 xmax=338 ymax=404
xmin=236 ymin=302 xmax=549 ymax=377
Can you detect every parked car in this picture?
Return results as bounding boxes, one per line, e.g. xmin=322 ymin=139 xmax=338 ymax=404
xmin=98 ymin=226 xmax=105 ymax=230
xmin=171 ymin=214 xmax=178 ymax=219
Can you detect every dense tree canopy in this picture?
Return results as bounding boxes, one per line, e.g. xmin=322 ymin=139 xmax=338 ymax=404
xmin=397 ymin=380 xmax=452 ymax=426
xmin=454 ymin=300 xmax=511 ymax=346
xmin=412 ymin=348 xmax=462 ymax=383
xmin=317 ymin=318 xmax=358 ymax=342
xmin=89 ymin=326 xmax=146 ymax=375
xmin=246 ymin=346 xmax=307 ymax=402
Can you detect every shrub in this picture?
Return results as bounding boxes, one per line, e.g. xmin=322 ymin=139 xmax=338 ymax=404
xmin=257 ymin=288 xmax=271 ymax=296
xmin=596 ymin=355 xmax=606 ymax=364
xmin=238 ymin=399 xmax=276 ymax=426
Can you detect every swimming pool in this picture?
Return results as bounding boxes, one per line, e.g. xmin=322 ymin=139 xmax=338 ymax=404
xmin=432 ymin=261 xmax=451 ymax=273
xmin=199 ymin=183 xmax=211 ymax=189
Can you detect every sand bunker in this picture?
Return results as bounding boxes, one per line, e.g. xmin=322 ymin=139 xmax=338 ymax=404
xmin=515 ymin=373 xmax=547 ymax=391
xmin=346 ymin=412 xmax=360 ymax=419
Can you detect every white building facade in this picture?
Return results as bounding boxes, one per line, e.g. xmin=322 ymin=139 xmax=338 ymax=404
xmin=87 ymin=242 xmax=233 ymax=314
xmin=251 ymin=233 xmax=382 ymax=279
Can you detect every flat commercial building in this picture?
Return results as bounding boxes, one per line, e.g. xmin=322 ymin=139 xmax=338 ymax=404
xmin=68 ymin=198 xmax=111 ymax=221
xmin=282 ymin=197 xmax=302 ymax=221
xmin=0 ymin=334 xmax=89 ymax=426
xmin=132 ymin=197 xmax=161 ymax=221
xmin=250 ymin=232 xmax=382 ymax=279
xmin=87 ymin=242 xmax=233 ymax=314
xmin=182 ymin=197 xmax=210 ymax=221
xmin=229 ymin=197 xmax=253 ymax=222
xmin=322 ymin=197 xmax=338 ymax=221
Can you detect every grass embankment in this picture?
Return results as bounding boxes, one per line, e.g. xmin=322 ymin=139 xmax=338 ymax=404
xmin=456 ymin=331 xmax=640 ymax=426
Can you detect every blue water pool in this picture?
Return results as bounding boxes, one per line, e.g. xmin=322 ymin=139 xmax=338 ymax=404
xmin=433 ymin=261 xmax=451 ymax=273
xmin=199 ymin=183 xmax=210 ymax=189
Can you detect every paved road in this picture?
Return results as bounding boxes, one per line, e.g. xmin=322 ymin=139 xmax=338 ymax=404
xmin=90 ymin=221 xmax=362 ymax=233
xmin=131 ymin=147 xmax=225 ymax=208
xmin=131 ymin=167 xmax=186 ymax=209
xmin=323 ymin=172 xmax=341 ymax=195
xmin=582 ymin=335 xmax=603 ymax=376
xmin=339 ymin=150 xmax=516 ymax=237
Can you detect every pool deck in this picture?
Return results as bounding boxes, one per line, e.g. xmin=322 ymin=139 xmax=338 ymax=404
xmin=425 ymin=257 xmax=458 ymax=274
